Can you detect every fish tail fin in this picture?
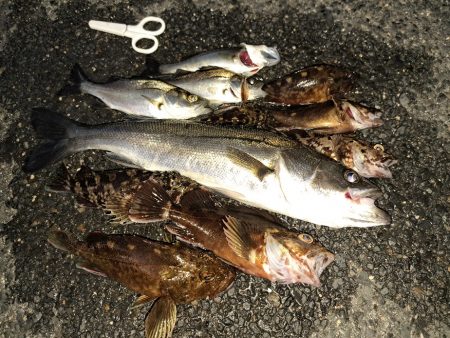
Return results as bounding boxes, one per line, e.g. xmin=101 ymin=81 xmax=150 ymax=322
xmin=127 ymin=179 xmax=174 ymax=223
xmin=158 ymin=63 xmax=176 ymax=74
xmin=48 ymin=229 xmax=78 ymax=253
xmin=57 ymin=64 xmax=88 ymax=96
xmin=23 ymin=108 xmax=86 ymax=172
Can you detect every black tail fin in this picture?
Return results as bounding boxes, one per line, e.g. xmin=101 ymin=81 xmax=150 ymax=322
xmin=57 ymin=64 xmax=88 ymax=96
xmin=23 ymin=108 xmax=85 ymax=172
xmin=48 ymin=229 xmax=77 ymax=253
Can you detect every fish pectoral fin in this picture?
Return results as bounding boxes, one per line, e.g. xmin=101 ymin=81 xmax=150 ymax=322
xmin=76 ymin=260 xmax=108 ymax=277
xmin=130 ymin=294 xmax=156 ymax=310
xmin=128 ymin=179 xmax=173 ymax=223
xmin=179 ymin=188 xmax=216 ymax=211
xmin=145 ymin=296 xmax=177 ymax=338
xmin=165 ymin=223 xmax=203 ymax=249
xmin=105 ymin=152 xmax=144 ymax=169
xmin=142 ymin=95 xmax=164 ymax=110
xmin=104 ymin=193 xmax=134 ymax=224
xmin=226 ymin=147 xmax=273 ymax=181
xmin=222 ymin=215 xmax=260 ymax=260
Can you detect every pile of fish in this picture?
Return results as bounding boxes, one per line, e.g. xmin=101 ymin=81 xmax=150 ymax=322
xmin=25 ymin=43 xmax=397 ymax=337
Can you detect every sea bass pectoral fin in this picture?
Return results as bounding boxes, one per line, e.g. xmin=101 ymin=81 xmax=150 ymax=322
xmin=145 ymin=296 xmax=177 ymax=338
xmin=222 ymin=216 xmax=260 ymax=260
xmin=128 ymin=179 xmax=173 ymax=223
xmin=142 ymin=95 xmax=164 ymax=111
xmin=226 ymin=147 xmax=273 ymax=181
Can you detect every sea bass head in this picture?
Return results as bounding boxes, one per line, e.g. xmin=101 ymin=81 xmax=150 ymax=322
xmin=278 ymin=148 xmax=391 ymax=228
xmin=264 ymin=230 xmax=334 ymax=287
xmin=337 ymin=99 xmax=384 ymax=131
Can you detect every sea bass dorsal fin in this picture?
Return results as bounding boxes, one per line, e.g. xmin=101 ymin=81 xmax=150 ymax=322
xmin=145 ymin=296 xmax=177 ymax=338
xmin=226 ymin=147 xmax=273 ymax=181
xmin=223 ymin=215 xmax=260 ymax=260
xmin=178 ymin=188 xmax=216 ymax=210
xmin=130 ymin=294 xmax=156 ymax=310
xmin=128 ymin=179 xmax=173 ymax=223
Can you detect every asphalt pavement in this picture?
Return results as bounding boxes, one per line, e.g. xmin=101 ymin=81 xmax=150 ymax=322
xmin=0 ymin=0 xmax=449 ymax=337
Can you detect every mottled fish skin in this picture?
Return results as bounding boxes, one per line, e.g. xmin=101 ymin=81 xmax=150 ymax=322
xmin=48 ymin=167 xmax=335 ymax=286
xmin=48 ymin=230 xmax=235 ymax=338
xmin=262 ymin=64 xmax=354 ymax=105
xmin=200 ymin=99 xmax=383 ymax=134
xmin=26 ymin=109 xmax=391 ymax=228
xmin=62 ymin=65 xmax=212 ymax=119
xmin=159 ymin=43 xmax=280 ymax=77
xmin=166 ymin=69 xmax=266 ymax=104
xmin=129 ymin=182 xmax=335 ymax=286
xmin=48 ymin=231 xmax=235 ymax=303
xmin=289 ymin=132 xmax=397 ymax=178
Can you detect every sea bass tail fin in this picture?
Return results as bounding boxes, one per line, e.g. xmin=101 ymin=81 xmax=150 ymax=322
xmin=145 ymin=296 xmax=177 ymax=338
xmin=128 ymin=179 xmax=174 ymax=223
xmin=48 ymin=229 xmax=77 ymax=253
xmin=57 ymin=64 xmax=88 ymax=96
xmin=24 ymin=108 xmax=86 ymax=172
xmin=158 ymin=63 xmax=178 ymax=75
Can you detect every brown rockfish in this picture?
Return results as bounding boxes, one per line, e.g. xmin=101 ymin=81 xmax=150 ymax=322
xmin=262 ymin=64 xmax=354 ymax=105
xmin=48 ymin=230 xmax=235 ymax=338
xmin=200 ymin=100 xmax=383 ymax=134
xmin=49 ymin=166 xmax=335 ymax=286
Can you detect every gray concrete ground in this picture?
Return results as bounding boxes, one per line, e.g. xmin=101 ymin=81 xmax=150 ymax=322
xmin=0 ymin=0 xmax=449 ymax=337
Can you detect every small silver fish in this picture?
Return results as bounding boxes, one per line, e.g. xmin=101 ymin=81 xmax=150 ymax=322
xmin=166 ymin=69 xmax=266 ymax=105
xmin=159 ymin=43 xmax=280 ymax=76
xmin=59 ymin=65 xmax=212 ymax=119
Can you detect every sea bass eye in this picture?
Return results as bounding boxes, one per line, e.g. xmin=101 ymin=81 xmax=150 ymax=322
xmin=298 ymin=233 xmax=313 ymax=243
xmin=344 ymin=170 xmax=360 ymax=183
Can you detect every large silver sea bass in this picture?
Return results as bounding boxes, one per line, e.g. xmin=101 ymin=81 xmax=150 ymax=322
xmin=24 ymin=109 xmax=391 ymax=228
xmin=59 ymin=65 xmax=212 ymax=119
xmin=159 ymin=43 xmax=280 ymax=76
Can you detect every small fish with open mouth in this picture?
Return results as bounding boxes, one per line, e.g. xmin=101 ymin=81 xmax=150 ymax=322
xmin=166 ymin=69 xmax=266 ymax=104
xmin=59 ymin=65 xmax=212 ymax=119
xmin=200 ymin=99 xmax=383 ymax=134
xmin=263 ymin=64 xmax=354 ymax=105
xmin=47 ymin=167 xmax=335 ymax=287
xmin=48 ymin=230 xmax=235 ymax=338
xmin=159 ymin=43 xmax=280 ymax=76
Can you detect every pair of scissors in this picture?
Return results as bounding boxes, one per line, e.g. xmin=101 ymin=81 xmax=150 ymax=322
xmin=88 ymin=17 xmax=166 ymax=54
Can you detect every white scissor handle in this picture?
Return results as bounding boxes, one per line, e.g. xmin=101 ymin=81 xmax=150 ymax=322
xmin=131 ymin=35 xmax=159 ymax=54
xmin=134 ymin=16 xmax=165 ymax=36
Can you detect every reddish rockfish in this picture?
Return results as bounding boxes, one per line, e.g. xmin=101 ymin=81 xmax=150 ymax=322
xmin=48 ymin=230 xmax=235 ymax=338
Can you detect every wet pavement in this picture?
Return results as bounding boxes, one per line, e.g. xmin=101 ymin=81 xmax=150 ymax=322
xmin=0 ymin=1 xmax=449 ymax=337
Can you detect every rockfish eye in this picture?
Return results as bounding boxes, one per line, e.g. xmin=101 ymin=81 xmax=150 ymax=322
xmin=374 ymin=144 xmax=384 ymax=152
xmin=344 ymin=170 xmax=360 ymax=183
xmin=248 ymin=78 xmax=256 ymax=85
xmin=187 ymin=94 xmax=198 ymax=103
xmin=298 ymin=233 xmax=313 ymax=243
